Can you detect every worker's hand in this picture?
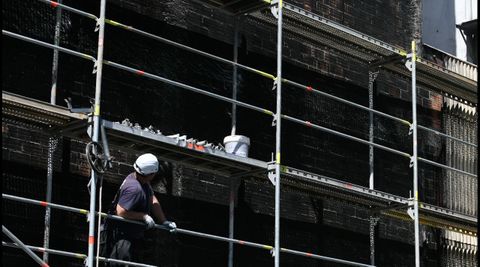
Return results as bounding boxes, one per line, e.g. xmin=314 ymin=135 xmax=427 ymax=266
xmin=143 ymin=214 xmax=156 ymax=229
xmin=163 ymin=220 xmax=177 ymax=232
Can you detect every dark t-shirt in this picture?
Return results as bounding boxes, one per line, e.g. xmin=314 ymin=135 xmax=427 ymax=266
xmin=113 ymin=172 xmax=153 ymax=238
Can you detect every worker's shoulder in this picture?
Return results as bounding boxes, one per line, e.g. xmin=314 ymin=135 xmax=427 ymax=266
xmin=121 ymin=173 xmax=143 ymax=192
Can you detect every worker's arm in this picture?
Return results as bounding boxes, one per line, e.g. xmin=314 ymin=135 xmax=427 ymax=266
xmin=151 ymin=194 xmax=167 ymax=223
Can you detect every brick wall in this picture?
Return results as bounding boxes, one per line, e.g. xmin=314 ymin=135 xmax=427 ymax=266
xmin=1 ymin=0 xmax=457 ymax=266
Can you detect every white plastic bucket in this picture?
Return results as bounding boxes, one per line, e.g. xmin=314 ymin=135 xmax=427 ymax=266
xmin=223 ymin=135 xmax=250 ymax=157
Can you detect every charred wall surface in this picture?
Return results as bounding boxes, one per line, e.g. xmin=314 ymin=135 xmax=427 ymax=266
xmin=2 ymin=0 xmax=474 ymax=266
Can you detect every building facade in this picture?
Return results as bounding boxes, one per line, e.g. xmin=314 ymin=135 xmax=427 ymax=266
xmin=2 ymin=0 xmax=477 ymax=266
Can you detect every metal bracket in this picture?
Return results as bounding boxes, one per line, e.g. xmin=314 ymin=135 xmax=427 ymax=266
xmin=408 ymin=124 xmax=414 ymax=135
xmin=87 ymin=118 xmax=93 ymax=138
xmin=270 ymin=0 xmax=279 ymax=19
xmin=64 ymin=97 xmax=95 ymax=137
xmin=100 ymin=124 xmax=113 ymax=169
xmin=64 ymin=97 xmax=94 ymax=114
xmin=272 ymin=79 xmax=278 ymax=91
xmin=409 ymin=156 xmax=415 ymax=168
xmin=271 ymin=79 xmax=278 ymax=127
xmin=271 ymin=114 xmax=277 ymax=127
xmin=92 ymin=60 xmax=99 ymax=74
xmin=407 ymin=198 xmax=415 ymax=220
xmin=267 ymin=161 xmax=276 ymax=186
xmin=94 ymin=18 xmax=101 ymax=32
xmin=404 ymin=54 xmax=413 ymax=71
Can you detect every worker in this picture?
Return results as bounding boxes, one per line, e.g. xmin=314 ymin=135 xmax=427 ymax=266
xmin=104 ymin=153 xmax=177 ymax=266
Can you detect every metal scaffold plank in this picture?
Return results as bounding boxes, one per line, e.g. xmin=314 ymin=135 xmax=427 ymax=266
xmin=101 ymin=120 xmax=268 ymax=171
xmin=281 ymin=167 xmax=477 ymax=236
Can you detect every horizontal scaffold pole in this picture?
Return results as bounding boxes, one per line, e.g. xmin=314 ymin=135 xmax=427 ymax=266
xmin=2 ymin=242 xmax=156 ymax=267
xmin=2 ymin=30 xmax=274 ymax=116
xmin=99 ymin=16 xmax=418 ymax=132
xmin=2 ymin=194 xmax=374 ymax=267
xmin=30 ymin=0 xmax=476 ymax=151
xmin=282 ymin=114 xmax=475 ymax=177
xmin=34 ymin=0 xmax=275 ymax=80
xmin=3 ymin=30 xmax=474 ymax=180
xmin=102 ymin=60 xmax=275 ymax=116
xmin=2 ymin=30 xmax=95 ymax=61
xmin=103 ymin=19 xmax=276 ymax=80
xmin=35 ymin=0 xmax=98 ymax=20
xmin=418 ymin=157 xmax=477 ymax=178
xmin=2 ymin=226 xmax=49 ymax=267
xmin=281 ymin=114 xmax=412 ymax=158
xmin=282 ymin=79 xmax=412 ymax=127
xmin=417 ymin=125 xmax=477 ymax=148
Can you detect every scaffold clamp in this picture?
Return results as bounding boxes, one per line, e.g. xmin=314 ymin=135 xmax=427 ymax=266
xmin=94 ymin=18 xmax=103 ymax=32
xmin=270 ymin=247 xmax=276 ymax=257
xmin=271 ymin=114 xmax=277 ymax=126
xmin=270 ymin=0 xmax=279 ymax=19
xmin=93 ymin=60 xmax=99 ymax=74
xmin=408 ymin=124 xmax=414 ymax=135
xmin=272 ymin=79 xmax=278 ymax=91
xmin=404 ymin=55 xmax=413 ymax=72
xmin=407 ymin=198 xmax=415 ymax=220
xmin=409 ymin=156 xmax=415 ymax=168
xmin=267 ymin=161 xmax=276 ymax=185
xmin=65 ymin=97 xmax=94 ymax=114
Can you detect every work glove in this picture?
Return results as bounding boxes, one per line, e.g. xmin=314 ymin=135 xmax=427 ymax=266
xmin=163 ymin=220 xmax=177 ymax=232
xmin=143 ymin=214 xmax=156 ymax=229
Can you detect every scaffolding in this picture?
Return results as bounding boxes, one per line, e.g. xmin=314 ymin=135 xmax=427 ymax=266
xmin=1 ymin=0 xmax=478 ymax=266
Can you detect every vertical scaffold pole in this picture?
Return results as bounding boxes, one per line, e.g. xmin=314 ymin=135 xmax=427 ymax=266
xmin=368 ymin=71 xmax=378 ymax=190
xmin=43 ymin=137 xmax=58 ymax=263
xmin=228 ymin=17 xmax=239 ymax=267
xmin=411 ymin=40 xmax=420 ymax=267
xmin=50 ymin=0 xmax=62 ymax=105
xmin=44 ymin=6 xmax=63 ymax=258
xmin=231 ymin=16 xmax=239 ymax=137
xmin=369 ymin=215 xmax=379 ymax=265
xmin=228 ymin=180 xmax=235 ymax=267
xmin=274 ymin=1 xmax=283 ymax=267
xmin=87 ymin=0 xmax=106 ymax=266
xmin=368 ymin=70 xmax=378 ymax=265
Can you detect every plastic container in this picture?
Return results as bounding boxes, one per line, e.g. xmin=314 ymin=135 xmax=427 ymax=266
xmin=223 ymin=135 xmax=250 ymax=157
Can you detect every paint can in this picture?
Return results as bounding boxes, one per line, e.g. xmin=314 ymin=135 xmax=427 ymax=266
xmin=223 ymin=135 xmax=250 ymax=157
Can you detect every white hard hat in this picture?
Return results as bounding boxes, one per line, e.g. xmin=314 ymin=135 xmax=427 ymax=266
xmin=133 ymin=153 xmax=159 ymax=175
